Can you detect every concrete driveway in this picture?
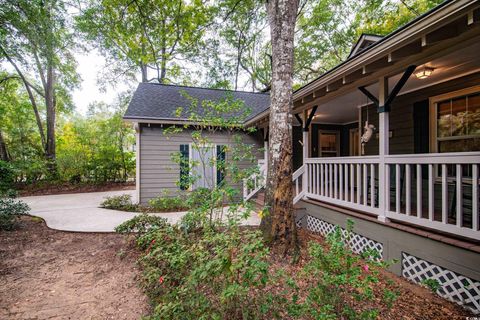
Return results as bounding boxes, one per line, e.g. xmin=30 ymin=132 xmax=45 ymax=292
xmin=20 ymin=190 xmax=260 ymax=232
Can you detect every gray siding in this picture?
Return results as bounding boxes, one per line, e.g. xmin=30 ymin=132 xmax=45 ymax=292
xmin=139 ymin=124 xmax=263 ymax=204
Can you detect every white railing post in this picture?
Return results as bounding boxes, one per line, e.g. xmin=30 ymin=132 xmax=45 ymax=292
xmin=378 ymin=77 xmax=390 ymax=223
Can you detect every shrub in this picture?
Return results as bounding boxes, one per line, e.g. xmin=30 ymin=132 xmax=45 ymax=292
xmin=100 ymin=194 xmax=138 ymax=212
xmin=115 ymin=213 xmax=169 ymax=236
xmin=0 ymin=160 xmax=16 ymax=192
xmin=421 ymin=278 xmax=441 ymax=292
xmin=0 ymin=192 xmax=30 ymax=230
xmin=148 ymin=195 xmax=189 ymax=212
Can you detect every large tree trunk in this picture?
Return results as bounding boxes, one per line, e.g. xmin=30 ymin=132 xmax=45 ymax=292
xmin=0 ymin=131 xmax=10 ymax=162
xmin=45 ymin=63 xmax=56 ymax=174
xmin=261 ymin=0 xmax=299 ymax=254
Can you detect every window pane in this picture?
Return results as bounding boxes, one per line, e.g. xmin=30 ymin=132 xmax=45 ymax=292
xmin=320 ymin=134 xmax=337 ymax=152
xmin=437 ymin=100 xmax=451 ymax=137
xmin=467 ymin=93 xmax=480 ymax=135
xmin=451 ymin=97 xmax=467 ymax=136
xmin=438 ymin=137 xmax=480 ymax=153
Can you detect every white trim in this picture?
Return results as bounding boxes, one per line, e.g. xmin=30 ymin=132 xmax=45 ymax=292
xmin=135 ymin=124 xmax=141 ymax=203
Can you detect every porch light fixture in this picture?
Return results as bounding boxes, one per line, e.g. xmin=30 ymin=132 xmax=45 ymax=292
xmin=415 ymin=66 xmax=434 ymax=79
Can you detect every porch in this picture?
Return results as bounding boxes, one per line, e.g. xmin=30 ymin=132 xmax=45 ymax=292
xmin=247 ymin=1 xmax=480 ymax=243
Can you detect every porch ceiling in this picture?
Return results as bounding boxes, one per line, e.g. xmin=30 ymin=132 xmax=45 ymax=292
xmin=309 ymin=39 xmax=480 ymax=125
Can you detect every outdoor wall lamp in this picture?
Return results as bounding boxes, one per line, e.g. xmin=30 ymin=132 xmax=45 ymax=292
xmin=415 ymin=66 xmax=434 ymax=79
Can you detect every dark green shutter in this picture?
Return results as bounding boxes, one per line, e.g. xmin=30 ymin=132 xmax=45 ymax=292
xmin=216 ymin=145 xmax=226 ymax=185
xmin=179 ymin=144 xmax=189 ymax=190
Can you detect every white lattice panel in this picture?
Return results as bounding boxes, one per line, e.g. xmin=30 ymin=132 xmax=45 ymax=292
xmin=306 ymin=215 xmax=383 ymax=260
xmin=402 ymin=252 xmax=480 ymax=314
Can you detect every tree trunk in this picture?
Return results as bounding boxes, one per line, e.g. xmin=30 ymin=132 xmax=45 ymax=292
xmin=140 ymin=63 xmax=148 ymax=82
xmin=261 ymin=0 xmax=299 ymax=254
xmin=0 ymin=131 xmax=10 ymax=162
xmin=45 ymin=63 xmax=56 ymax=174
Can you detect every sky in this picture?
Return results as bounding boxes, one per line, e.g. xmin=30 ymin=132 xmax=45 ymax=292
xmin=72 ymin=49 xmax=134 ymax=114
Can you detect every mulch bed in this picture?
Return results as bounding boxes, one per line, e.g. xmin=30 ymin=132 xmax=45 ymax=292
xmin=17 ymin=181 xmax=135 ymax=197
xmin=0 ymin=216 xmax=149 ymax=319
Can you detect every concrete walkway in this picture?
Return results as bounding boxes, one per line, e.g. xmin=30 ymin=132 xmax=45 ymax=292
xmin=20 ymin=190 xmax=260 ymax=232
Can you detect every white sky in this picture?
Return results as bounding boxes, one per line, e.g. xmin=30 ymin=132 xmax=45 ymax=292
xmin=72 ymin=49 xmax=134 ymax=114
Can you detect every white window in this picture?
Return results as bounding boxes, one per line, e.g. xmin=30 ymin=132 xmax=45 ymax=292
xmin=430 ymin=86 xmax=480 ymax=153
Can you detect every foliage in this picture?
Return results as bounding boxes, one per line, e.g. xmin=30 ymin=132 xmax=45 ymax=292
xmin=76 ymin=0 xmax=216 ymax=86
xmin=148 ymin=194 xmax=189 ymax=212
xmin=0 ymin=192 xmax=30 ymax=230
xmin=421 ymin=278 xmax=441 ymax=293
xmin=56 ymin=97 xmax=135 ymax=183
xmin=284 ymin=221 xmax=387 ymax=319
xmin=0 ymin=160 xmax=16 ymax=193
xmin=115 ymin=213 xmax=169 ymax=236
xmin=100 ymin=194 xmax=138 ymax=212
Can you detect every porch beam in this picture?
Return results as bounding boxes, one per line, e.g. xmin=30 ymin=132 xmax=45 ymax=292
xmin=294 ymin=114 xmax=303 ymax=127
xmin=304 ymin=105 xmax=318 ymax=132
xmin=383 ymin=65 xmax=417 ymax=110
xmin=358 ymin=86 xmax=379 ymax=108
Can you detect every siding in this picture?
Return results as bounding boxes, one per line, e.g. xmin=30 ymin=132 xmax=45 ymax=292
xmin=361 ymin=72 xmax=480 ymax=155
xmin=139 ymin=124 xmax=263 ymax=204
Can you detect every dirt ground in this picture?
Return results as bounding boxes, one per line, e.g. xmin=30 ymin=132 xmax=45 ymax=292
xmin=0 ymin=216 xmax=149 ymax=320
xmin=18 ymin=182 xmax=135 ymax=197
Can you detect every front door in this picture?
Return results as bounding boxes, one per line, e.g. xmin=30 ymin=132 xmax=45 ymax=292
xmin=318 ymin=130 xmax=340 ymax=157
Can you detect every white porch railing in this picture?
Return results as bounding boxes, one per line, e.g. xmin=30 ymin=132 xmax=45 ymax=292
xmin=293 ymin=165 xmax=306 ymax=204
xmin=384 ymin=152 xmax=480 ymax=240
xmin=300 ymin=152 xmax=480 ymax=241
xmin=243 ymin=161 xmax=307 ymax=205
xmin=243 ymin=161 xmax=267 ymax=201
xmin=304 ymin=156 xmax=381 ymax=216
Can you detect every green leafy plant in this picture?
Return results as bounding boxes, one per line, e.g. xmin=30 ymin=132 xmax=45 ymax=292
xmin=0 ymin=192 xmax=30 ymax=230
xmin=100 ymin=194 xmax=138 ymax=212
xmin=0 ymin=160 xmax=16 ymax=193
xmin=148 ymin=194 xmax=189 ymax=212
xmin=115 ymin=213 xmax=168 ymax=236
xmin=421 ymin=278 xmax=441 ymax=292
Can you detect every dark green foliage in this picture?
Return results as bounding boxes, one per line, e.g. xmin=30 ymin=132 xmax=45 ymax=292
xmin=115 ymin=213 xmax=169 ymax=235
xmin=100 ymin=194 xmax=138 ymax=212
xmin=148 ymin=195 xmax=189 ymax=212
xmin=0 ymin=192 xmax=30 ymax=230
xmin=0 ymin=160 xmax=15 ymax=192
xmin=421 ymin=278 xmax=441 ymax=292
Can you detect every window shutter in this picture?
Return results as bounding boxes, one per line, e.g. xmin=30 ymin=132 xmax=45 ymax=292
xmin=216 ymin=145 xmax=226 ymax=185
xmin=179 ymin=144 xmax=189 ymax=190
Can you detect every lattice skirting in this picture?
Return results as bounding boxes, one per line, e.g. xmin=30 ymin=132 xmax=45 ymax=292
xmin=305 ymin=215 xmax=383 ymax=260
xmin=402 ymin=252 xmax=480 ymax=314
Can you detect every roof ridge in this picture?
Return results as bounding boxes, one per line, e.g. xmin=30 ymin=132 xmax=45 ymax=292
xmin=140 ymin=82 xmax=270 ymax=95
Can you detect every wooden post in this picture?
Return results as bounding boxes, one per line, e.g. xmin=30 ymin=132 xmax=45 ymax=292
xmin=378 ymin=77 xmax=390 ymax=223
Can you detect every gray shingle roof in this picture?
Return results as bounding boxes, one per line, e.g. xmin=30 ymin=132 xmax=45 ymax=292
xmin=124 ymin=83 xmax=270 ymax=123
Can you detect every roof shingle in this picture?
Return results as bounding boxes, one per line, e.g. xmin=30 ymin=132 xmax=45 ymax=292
xmin=124 ymin=83 xmax=270 ymax=122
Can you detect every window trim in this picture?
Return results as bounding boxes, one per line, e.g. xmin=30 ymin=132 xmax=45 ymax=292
xmin=429 ymin=85 xmax=480 ymax=153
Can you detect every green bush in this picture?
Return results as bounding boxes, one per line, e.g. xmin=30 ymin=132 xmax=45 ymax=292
xmin=0 ymin=160 xmax=16 ymax=192
xmin=0 ymin=192 xmax=30 ymax=230
xmin=115 ymin=213 xmax=169 ymax=236
xmin=148 ymin=195 xmax=189 ymax=212
xmin=100 ymin=194 xmax=138 ymax=212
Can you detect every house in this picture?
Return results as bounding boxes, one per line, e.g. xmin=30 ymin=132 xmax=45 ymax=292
xmin=124 ymin=83 xmax=269 ymax=203
xmin=125 ymin=0 xmax=480 ymax=313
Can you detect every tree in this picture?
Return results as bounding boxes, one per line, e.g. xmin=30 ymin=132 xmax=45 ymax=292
xmin=261 ymin=0 xmax=299 ymax=254
xmin=76 ymin=0 xmax=215 ymax=85
xmin=0 ymin=0 xmax=79 ymax=174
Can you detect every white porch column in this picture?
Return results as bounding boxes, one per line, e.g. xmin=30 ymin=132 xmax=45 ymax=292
xmin=302 ymin=110 xmax=309 ymax=197
xmin=264 ymin=140 xmax=268 ymax=163
xmin=378 ymin=77 xmax=390 ymax=223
